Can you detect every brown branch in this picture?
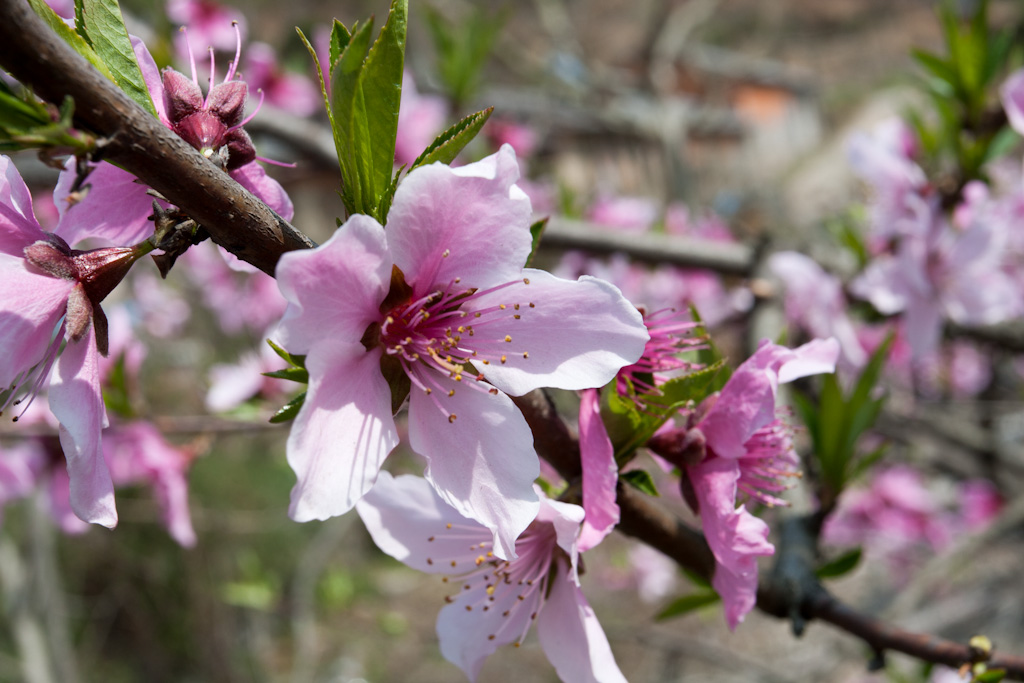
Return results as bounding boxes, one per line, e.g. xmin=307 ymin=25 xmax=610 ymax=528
xmin=0 ymin=0 xmax=315 ymax=277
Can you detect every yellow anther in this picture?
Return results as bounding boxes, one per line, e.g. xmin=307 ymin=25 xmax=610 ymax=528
xmin=514 ymin=304 xmax=520 ymax=310
xmin=500 ymin=355 xmax=507 ymax=364
xmin=514 ymin=315 xmax=521 ymax=320
xmin=476 ymin=556 xmax=485 ymax=566
xmin=427 ymin=558 xmax=433 ymax=565
xmin=446 ymin=523 xmax=452 ymax=529
xmin=425 ymin=388 xmax=432 ymax=395
xmin=523 ymin=278 xmax=530 ymax=284
xmin=448 ymin=389 xmax=456 ymax=397
xmin=499 ymin=304 xmax=506 ymax=310
xmin=486 ymin=585 xmax=496 ymax=595
xmin=504 ymin=335 xmax=512 ymax=343
xmin=522 ymin=352 xmax=529 ymax=359
xmin=442 ymin=249 xmax=451 ymax=258
xmin=448 ymin=414 xmax=457 ymax=423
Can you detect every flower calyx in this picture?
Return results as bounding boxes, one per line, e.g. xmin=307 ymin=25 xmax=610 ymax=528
xmin=23 ymin=234 xmax=150 ymax=355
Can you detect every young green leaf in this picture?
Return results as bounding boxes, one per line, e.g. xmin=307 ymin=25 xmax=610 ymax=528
xmin=655 ymin=592 xmax=720 ymax=620
xmin=410 ymin=107 xmax=494 ymax=170
xmin=815 ymin=547 xmax=862 ymax=579
xmin=266 ymin=339 xmax=307 ymax=369
xmin=329 ymin=18 xmax=352 ymax=70
xmin=262 ymin=367 xmax=310 ymax=384
xmin=27 ymin=0 xmax=114 ymax=81
xmin=77 ymin=0 xmax=158 ymax=116
xmin=359 ymin=0 xmax=407 ymax=200
xmin=526 ymin=217 xmax=547 ymax=267
xmin=621 ymin=469 xmax=659 ymax=497
xmin=270 ymin=392 xmax=307 ymax=424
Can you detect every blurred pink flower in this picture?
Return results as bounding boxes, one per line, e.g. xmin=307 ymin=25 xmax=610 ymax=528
xmin=486 ymin=119 xmax=538 ymax=159
xmin=357 ymin=472 xmax=627 ymax=683
xmin=395 ymin=71 xmax=447 ymax=167
xmin=586 ymin=195 xmax=658 ymax=233
xmin=243 ymin=42 xmax=320 ymax=117
xmin=167 ymin=0 xmax=247 ymax=55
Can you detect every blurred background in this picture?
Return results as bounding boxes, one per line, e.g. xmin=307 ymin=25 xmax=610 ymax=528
xmin=3 ymin=0 xmax=1024 ymax=681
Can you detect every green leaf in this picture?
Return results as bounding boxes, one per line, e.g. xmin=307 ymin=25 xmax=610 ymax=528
xmin=329 ymin=19 xmax=352 ymax=71
xmin=27 ymin=0 xmax=114 ymax=81
xmin=262 ymin=367 xmax=309 ymax=384
xmin=269 ymin=391 xmax=306 ymax=424
xmin=974 ymin=670 xmax=1006 ymax=683
xmin=655 ymin=592 xmax=720 ymax=620
xmin=984 ymin=125 xmax=1019 ymax=164
xmin=330 ymin=16 xmax=376 ymax=216
xmin=681 ymin=567 xmax=712 ymax=590
xmin=816 ymin=547 xmax=862 ymax=579
xmin=526 ymin=217 xmax=547 ymax=267
xmin=621 ymin=469 xmax=659 ymax=497
xmin=266 ymin=339 xmax=307 ymax=369
xmin=296 ymin=27 xmax=334 ymax=130
xmin=78 ymin=0 xmax=158 ymax=116
xmin=410 ymin=107 xmax=494 ymax=170
xmin=359 ymin=0 xmax=406 ymax=198
xmin=647 ymin=362 xmax=723 ymax=410
xmin=912 ymin=48 xmax=956 ymax=85
xmin=601 ymin=384 xmax=644 ymax=453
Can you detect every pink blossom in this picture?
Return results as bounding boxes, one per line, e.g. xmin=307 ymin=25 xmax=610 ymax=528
xmin=650 ymin=339 xmax=839 ymax=628
xmin=103 ymin=422 xmax=197 ymax=547
xmin=243 ymin=42 xmax=320 ymax=117
xmin=586 ymin=195 xmax=658 ymax=233
xmin=206 ymin=342 xmax=291 ymax=412
xmin=1001 ymin=68 xmax=1024 ymax=137
xmin=275 ymin=146 xmax=648 ymax=559
xmin=850 ymin=197 xmax=1021 ymax=358
xmin=486 ymin=119 xmax=539 ymax=159
xmin=768 ymin=251 xmax=867 ymax=368
xmin=55 ymin=34 xmax=293 ymax=248
xmin=0 ymin=156 xmax=156 ymax=529
xmin=847 ymin=118 xmax=927 ymax=249
xmin=357 ymin=471 xmax=626 ymax=683
xmin=395 ymin=71 xmax=448 ymax=167
xmin=167 ymin=0 xmax=247 ymax=56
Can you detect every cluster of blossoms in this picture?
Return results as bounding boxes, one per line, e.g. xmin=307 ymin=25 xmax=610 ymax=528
xmin=770 ymin=66 xmax=1024 ymax=398
xmin=555 ymin=198 xmax=753 ymax=329
xmin=0 ymin=5 xmax=865 ymax=680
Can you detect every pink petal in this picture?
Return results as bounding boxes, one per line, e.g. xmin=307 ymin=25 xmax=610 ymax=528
xmin=230 ymin=162 xmax=295 ymax=222
xmin=356 ymin=471 xmax=492 ymax=574
xmin=286 ymin=342 xmax=398 ymax=521
xmin=689 ymin=458 xmax=773 ymax=630
xmin=536 ymin=566 xmax=628 ymax=683
xmin=577 ymin=389 xmax=619 ymax=553
xmin=54 ymin=161 xmax=159 ymax=246
xmin=387 ymin=145 xmax=532 ymax=293
xmin=131 ymin=36 xmax=167 ymax=124
xmin=437 ymin=562 xmax=544 ymax=682
xmin=536 ymin=495 xmax=586 ymax=581
xmin=701 ymin=339 xmax=837 ymax=460
xmin=1001 ymin=68 xmax=1024 ymax=136
xmin=49 ymin=328 xmax=116 ymax=528
xmin=0 ymin=156 xmax=47 ymax=255
xmin=776 ymin=338 xmax=841 ymax=384
xmin=275 ymin=214 xmax=391 ymax=354
xmin=409 ymin=384 xmax=540 ymax=561
xmin=474 ymin=271 xmax=648 ymax=396
xmin=0 ymin=256 xmax=74 ymax=388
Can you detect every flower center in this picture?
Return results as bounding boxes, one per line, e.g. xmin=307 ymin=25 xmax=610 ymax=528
xmin=426 ymin=519 xmax=557 ymax=645
xmin=379 ymin=274 xmax=534 ymax=423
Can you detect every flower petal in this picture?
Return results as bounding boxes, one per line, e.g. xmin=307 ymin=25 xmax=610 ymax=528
xmin=230 ymin=162 xmax=295 ymax=221
xmin=409 ymin=383 xmax=540 ymax=561
xmin=131 ymin=36 xmax=167 ymax=124
xmin=286 ymin=342 xmax=398 ymax=521
xmin=437 ymin=561 xmax=543 ymax=682
xmin=0 ymin=156 xmax=46 ymax=255
xmin=49 ymin=326 xmax=116 ymax=528
xmin=536 ymin=562 xmax=628 ymax=683
xmin=577 ymin=389 xmax=619 ymax=553
xmin=275 ymin=214 xmax=390 ymax=354
xmin=689 ymin=457 xmax=772 ymax=630
xmin=388 ymin=145 xmax=532 ymax=292
xmin=0 ymin=256 xmax=74 ymax=389
xmin=54 ymin=161 xmax=159 ymax=246
xmin=356 ymin=471 xmax=492 ymax=574
xmin=475 ymin=271 xmax=648 ymax=396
